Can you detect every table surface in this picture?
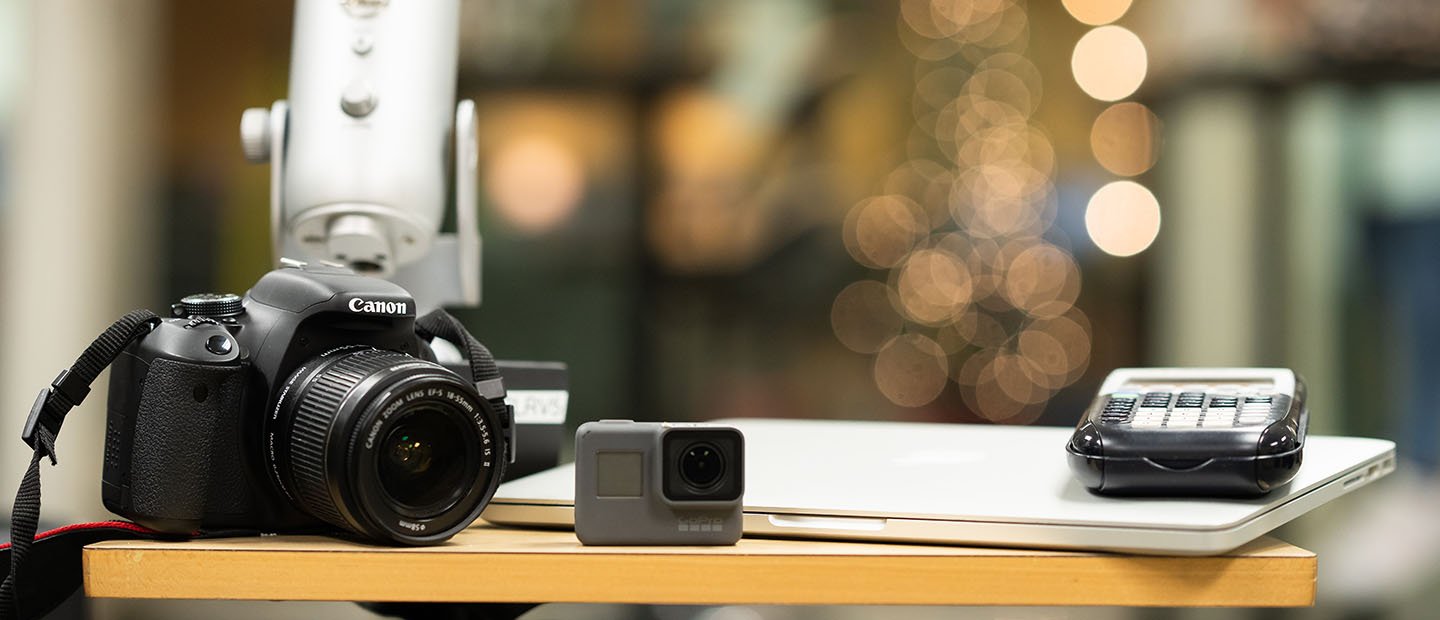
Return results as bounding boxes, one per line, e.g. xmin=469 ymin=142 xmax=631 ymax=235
xmin=83 ymin=525 xmax=1316 ymax=607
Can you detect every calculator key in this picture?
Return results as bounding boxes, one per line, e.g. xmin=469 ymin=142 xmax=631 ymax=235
xmin=1141 ymin=392 xmax=1173 ymax=408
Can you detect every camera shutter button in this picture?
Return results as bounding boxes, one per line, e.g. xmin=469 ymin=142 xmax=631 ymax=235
xmin=206 ymin=335 xmax=233 ymax=356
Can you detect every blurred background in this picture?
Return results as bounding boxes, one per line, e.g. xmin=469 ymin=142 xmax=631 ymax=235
xmin=2 ymin=0 xmax=1439 ymax=618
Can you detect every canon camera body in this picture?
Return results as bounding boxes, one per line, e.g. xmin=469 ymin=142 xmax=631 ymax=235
xmin=101 ymin=261 xmax=512 ymax=545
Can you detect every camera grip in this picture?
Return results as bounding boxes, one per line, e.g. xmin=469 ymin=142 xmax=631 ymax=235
xmin=128 ymin=358 xmax=247 ymax=531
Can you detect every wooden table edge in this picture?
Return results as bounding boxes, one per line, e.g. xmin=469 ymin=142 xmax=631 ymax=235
xmin=82 ymin=531 xmax=1317 ymax=608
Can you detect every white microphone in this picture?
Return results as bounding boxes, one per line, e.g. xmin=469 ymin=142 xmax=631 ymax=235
xmin=241 ymin=0 xmax=481 ymax=309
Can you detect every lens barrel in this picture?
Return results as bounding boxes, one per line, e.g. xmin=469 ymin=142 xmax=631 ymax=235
xmin=269 ymin=347 xmax=504 ymax=544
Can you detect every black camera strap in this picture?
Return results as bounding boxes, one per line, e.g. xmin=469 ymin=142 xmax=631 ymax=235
xmin=415 ymin=310 xmax=501 ymax=384
xmin=414 ymin=309 xmax=515 ymax=465
xmin=2 ymin=310 xmax=161 ymax=620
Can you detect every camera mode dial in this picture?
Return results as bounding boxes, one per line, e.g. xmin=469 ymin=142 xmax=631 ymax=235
xmin=176 ymin=293 xmax=244 ymax=319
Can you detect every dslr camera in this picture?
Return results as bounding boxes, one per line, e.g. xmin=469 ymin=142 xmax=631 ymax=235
xmin=102 ymin=261 xmax=513 ymax=545
xmin=573 ymin=421 xmax=743 ymax=545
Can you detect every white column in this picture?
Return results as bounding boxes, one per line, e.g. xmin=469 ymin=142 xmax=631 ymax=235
xmin=1154 ymin=90 xmax=1263 ymax=366
xmin=0 ymin=0 xmax=160 ymax=520
xmin=1283 ymin=86 xmax=1352 ymax=435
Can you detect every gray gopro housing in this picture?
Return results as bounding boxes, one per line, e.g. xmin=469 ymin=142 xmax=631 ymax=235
xmin=574 ymin=421 xmax=744 ymax=546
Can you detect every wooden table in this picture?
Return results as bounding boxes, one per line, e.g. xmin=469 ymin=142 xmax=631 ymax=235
xmin=83 ymin=525 xmax=1316 ymax=608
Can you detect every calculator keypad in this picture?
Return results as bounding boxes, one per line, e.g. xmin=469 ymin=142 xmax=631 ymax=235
xmin=1098 ymin=390 xmax=1279 ymax=430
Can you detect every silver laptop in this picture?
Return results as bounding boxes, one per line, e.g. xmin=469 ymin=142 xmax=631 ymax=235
xmin=482 ymin=418 xmax=1395 ymax=555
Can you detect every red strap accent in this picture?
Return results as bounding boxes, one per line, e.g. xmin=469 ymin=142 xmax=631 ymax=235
xmin=0 ymin=521 xmax=156 ymax=551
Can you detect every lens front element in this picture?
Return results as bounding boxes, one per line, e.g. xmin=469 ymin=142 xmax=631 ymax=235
xmin=679 ymin=443 xmax=725 ymax=489
xmin=379 ymin=408 xmax=470 ymax=513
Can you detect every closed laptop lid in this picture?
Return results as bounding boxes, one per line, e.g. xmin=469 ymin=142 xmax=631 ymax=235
xmin=491 ymin=418 xmax=1394 ymax=532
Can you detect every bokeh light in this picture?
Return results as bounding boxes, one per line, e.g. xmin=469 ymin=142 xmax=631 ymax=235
xmin=1033 ymin=311 xmax=1092 ymax=385
xmin=485 ymin=135 xmax=585 ymax=235
xmin=842 ymin=1 xmax=1094 ymax=416
xmin=1085 ymin=180 xmax=1161 ymax=256
xmin=894 ymin=247 xmax=973 ymax=325
xmin=1071 ymin=25 xmax=1147 ymax=102
xmin=1060 ymin=0 xmax=1133 ymax=26
xmin=832 ymin=280 xmax=905 ymax=354
xmin=1018 ymin=326 xmax=1069 ymax=388
xmin=1002 ymin=242 xmax=1081 ymax=317
xmin=1091 ymin=102 xmax=1161 ymax=176
xmin=874 ymin=333 xmax=950 ymax=407
xmin=843 ymin=195 xmax=931 ymax=269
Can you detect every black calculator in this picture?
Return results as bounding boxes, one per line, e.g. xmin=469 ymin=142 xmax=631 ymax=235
xmin=1066 ymin=368 xmax=1308 ymax=496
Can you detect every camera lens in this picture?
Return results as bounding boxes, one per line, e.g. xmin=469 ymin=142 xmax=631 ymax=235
xmin=679 ymin=442 xmax=725 ymax=489
xmin=269 ymin=348 xmax=505 ymax=545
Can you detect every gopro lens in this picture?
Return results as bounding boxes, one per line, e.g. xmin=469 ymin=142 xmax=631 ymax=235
xmin=679 ymin=442 xmax=725 ymax=489
xmin=663 ymin=429 xmax=743 ymax=502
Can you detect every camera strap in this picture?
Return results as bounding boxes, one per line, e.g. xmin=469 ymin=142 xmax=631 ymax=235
xmin=414 ymin=309 xmax=515 ymax=465
xmin=1 ymin=310 xmax=161 ymax=620
xmin=415 ymin=309 xmax=501 ymax=384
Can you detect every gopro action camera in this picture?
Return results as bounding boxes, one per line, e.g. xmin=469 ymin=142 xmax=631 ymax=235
xmin=573 ymin=421 xmax=744 ymax=545
xmin=102 ymin=261 xmax=512 ymax=545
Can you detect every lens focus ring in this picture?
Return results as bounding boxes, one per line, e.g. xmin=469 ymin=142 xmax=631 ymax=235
xmin=287 ymin=348 xmax=417 ymax=531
